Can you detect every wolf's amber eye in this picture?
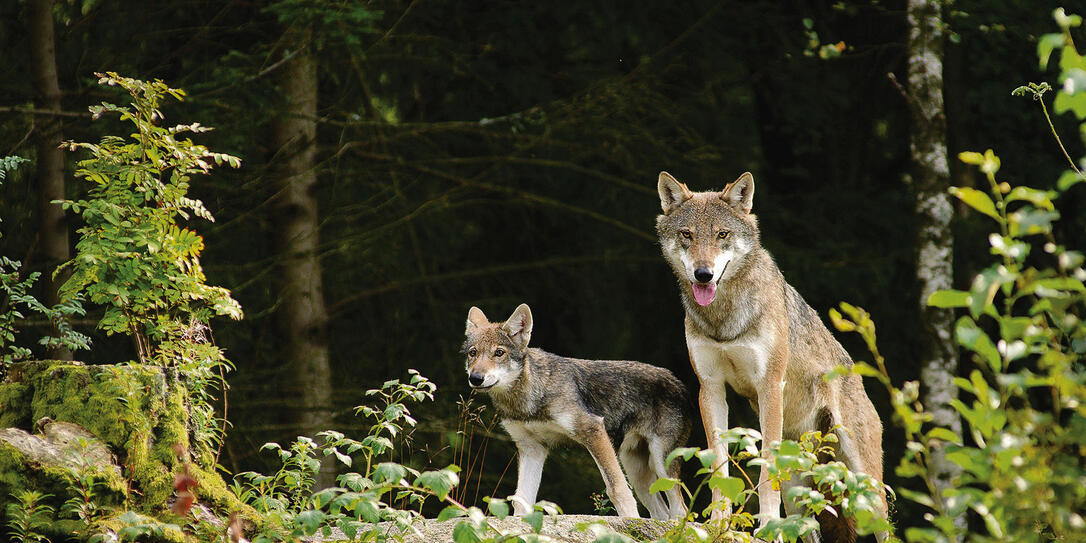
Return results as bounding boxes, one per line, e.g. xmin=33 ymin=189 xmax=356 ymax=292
xmin=718 ymin=231 xmax=729 ymax=240
xmin=494 ymin=348 xmax=505 ymax=357
xmin=468 ymin=348 xmax=477 ymax=357
xmin=679 ymin=230 xmax=693 ymax=240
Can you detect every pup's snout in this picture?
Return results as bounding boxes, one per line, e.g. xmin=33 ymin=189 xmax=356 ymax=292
xmin=468 ymin=373 xmax=485 ymax=387
xmin=693 ymin=266 xmax=714 ymax=283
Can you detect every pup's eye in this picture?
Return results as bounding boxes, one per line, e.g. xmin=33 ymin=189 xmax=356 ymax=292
xmin=718 ymin=231 xmax=729 ymax=240
xmin=494 ymin=348 xmax=505 ymax=357
xmin=468 ymin=348 xmax=477 ymax=357
xmin=679 ymin=230 xmax=693 ymax=240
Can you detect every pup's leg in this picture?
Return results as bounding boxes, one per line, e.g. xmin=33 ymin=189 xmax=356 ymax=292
xmin=620 ymin=435 xmax=669 ymax=520
xmin=577 ymin=415 xmax=639 ymax=518
xmin=510 ymin=437 xmax=548 ymax=515
xmin=648 ymin=434 xmax=688 ymax=519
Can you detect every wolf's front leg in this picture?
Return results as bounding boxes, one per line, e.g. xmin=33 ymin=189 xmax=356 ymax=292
xmin=687 ymin=329 xmax=731 ymax=520
xmin=511 ymin=438 xmax=547 ymax=516
xmin=756 ymin=372 xmax=785 ymax=536
xmin=578 ymin=416 xmax=639 ymax=518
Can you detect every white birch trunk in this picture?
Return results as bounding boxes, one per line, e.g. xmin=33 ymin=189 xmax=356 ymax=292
xmin=907 ymin=0 xmax=964 ymax=535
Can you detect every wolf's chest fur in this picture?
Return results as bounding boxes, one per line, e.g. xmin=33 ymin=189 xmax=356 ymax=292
xmin=686 ymin=326 xmax=771 ymax=400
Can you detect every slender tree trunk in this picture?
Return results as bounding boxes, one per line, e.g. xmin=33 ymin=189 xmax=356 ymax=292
xmin=907 ymin=0 xmax=964 ymax=535
xmin=270 ymin=25 xmax=336 ymax=488
xmin=28 ymin=0 xmax=72 ymax=361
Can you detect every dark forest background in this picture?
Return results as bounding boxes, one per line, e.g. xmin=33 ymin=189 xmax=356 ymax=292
xmin=1 ymin=0 xmax=1082 ymax=528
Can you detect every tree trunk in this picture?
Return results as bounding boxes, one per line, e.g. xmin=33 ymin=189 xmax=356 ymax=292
xmin=269 ymin=25 xmax=336 ymax=488
xmin=907 ymin=0 xmax=964 ymax=535
xmin=28 ymin=0 xmax=72 ymax=361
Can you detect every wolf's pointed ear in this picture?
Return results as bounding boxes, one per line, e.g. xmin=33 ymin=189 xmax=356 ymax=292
xmin=721 ymin=172 xmax=755 ymax=213
xmin=466 ymin=306 xmax=489 ymax=333
xmin=658 ymin=171 xmax=692 ymax=214
xmin=502 ymin=303 xmax=533 ymax=349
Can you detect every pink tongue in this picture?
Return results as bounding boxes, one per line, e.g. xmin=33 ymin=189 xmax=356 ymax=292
xmin=692 ymin=282 xmax=716 ymax=306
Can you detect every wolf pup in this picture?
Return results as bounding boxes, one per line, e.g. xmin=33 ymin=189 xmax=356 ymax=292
xmin=656 ymin=171 xmax=886 ymax=541
xmin=462 ymin=303 xmax=691 ymax=519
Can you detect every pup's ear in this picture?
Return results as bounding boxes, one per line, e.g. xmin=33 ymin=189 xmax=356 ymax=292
xmin=466 ymin=306 xmax=489 ymax=334
xmin=658 ymin=171 xmax=692 ymax=214
xmin=721 ymin=172 xmax=755 ymax=213
xmin=502 ymin=304 xmax=533 ymax=349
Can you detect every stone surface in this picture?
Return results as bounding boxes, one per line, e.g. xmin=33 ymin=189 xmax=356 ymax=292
xmin=0 ymin=419 xmax=121 ymax=478
xmin=309 ymin=514 xmax=679 ymax=542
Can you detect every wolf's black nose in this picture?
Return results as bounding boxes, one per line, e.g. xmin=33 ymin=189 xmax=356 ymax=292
xmin=468 ymin=373 xmax=485 ymax=387
xmin=694 ymin=267 xmax=714 ymax=283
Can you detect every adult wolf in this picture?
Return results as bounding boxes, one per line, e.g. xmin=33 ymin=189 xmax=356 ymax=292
xmin=656 ymin=171 xmax=885 ymax=542
xmin=462 ymin=303 xmax=691 ymax=519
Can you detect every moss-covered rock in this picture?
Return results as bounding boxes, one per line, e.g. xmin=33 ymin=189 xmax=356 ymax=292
xmin=0 ymin=360 xmax=251 ymax=534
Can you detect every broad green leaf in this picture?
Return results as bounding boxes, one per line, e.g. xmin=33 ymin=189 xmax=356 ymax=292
xmin=438 ymin=505 xmax=467 ymax=522
xmin=955 ymin=317 xmax=1002 ymax=372
xmin=707 ymin=476 xmax=746 ymax=503
xmin=523 ymin=510 xmax=544 ymax=533
xmin=665 ymin=447 xmax=697 ymax=468
xmin=649 ymin=477 xmax=679 ymax=493
xmin=949 ymin=186 xmax=999 ymax=220
xmin=452 ymin=520 xmax=482 ymax=543
xmin=295 ymin=510 xmax=325 ymax=535
xmin=372 ymin=462 xmax=406 ymax=484
xmin=485 ymin=497 xmax=510 ymax=519
xmin=416 ymin=468 xmax=459 ymax=500
xmin=926 ymin=289 xmax=970 ymax=308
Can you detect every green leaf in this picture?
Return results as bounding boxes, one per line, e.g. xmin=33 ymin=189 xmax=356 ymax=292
xmin=649 ymin=477 xmax=679 ymax=493
xmin=452 ymin=520 xmax=482 ymax=543
xmin=707 ymin=476 xmax=746 ymax=503
xmin=926 ymin=427 xmax=963 ymax=446
xmin=1057 ymin=169 xmax=1085 ymax=190
xmin=926 ymin=289 xmax=970 ymax=308
xmin=523 ymin=510 xmax=544 ymax=533
xmin=949 ymin=186 xmax=999 ymax=220
xmin=665 ymin=447 xmax=697 ymax=468
xmin=485 ymin=497 xmax=510 ymax=519
xmin=416 ymin=468 xmax=459 ymax=500
xmin=295 ymin=510 xmax=325 ymax=535
xmin=955 ymin=317 xmax=1002 ymax=372
xmin=438 ymin=505 xmax=467 ymax=522
xmin=372 ymin=462 xmax=406 ymax=484
xmin=1038 ymin=33 xmax=1066 ymax=68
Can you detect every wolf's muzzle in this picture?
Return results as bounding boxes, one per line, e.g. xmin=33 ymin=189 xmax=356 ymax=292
xmin=468 ymin=373 xmax=485 ymax=387
xmin=693 ymin=266 xmax=714 ymax=283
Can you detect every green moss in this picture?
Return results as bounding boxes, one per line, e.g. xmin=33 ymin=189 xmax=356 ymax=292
xmin=0 ymin=361 xmax=250 ymax=529
xmin=615 ymin=518 xmax=671 ymax=541
xmin=0 ymin=381 xmax=30 ymax=428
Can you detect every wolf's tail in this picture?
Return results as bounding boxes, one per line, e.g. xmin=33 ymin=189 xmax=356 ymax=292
xmin=816 ymin=508 xmax=857 ymax=543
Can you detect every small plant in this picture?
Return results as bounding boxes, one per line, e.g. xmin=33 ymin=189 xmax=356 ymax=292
xmin=87 ymin=511 xmax=181 ymax=543
xmin=60 ymin=439 xmax=108 ymax=526
xmin=589 ymin=490 xmax=615 ymax=516
xmin=5 ymin=490 xmax=54 ymax=543
xmin=233 ymin=370 xmax=446 ymax=541
xmin=654 ymin=427 xmax=889 ymax=543
xmin=58 ymin=72 xmax=242 ymax=460
xmin=0 ymin=156 xmax=90 ymax=369
xmin=451 ymin=394 xmax=502 ymax=507
xmin=58 ymin=71 xmax=243 ymax=366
